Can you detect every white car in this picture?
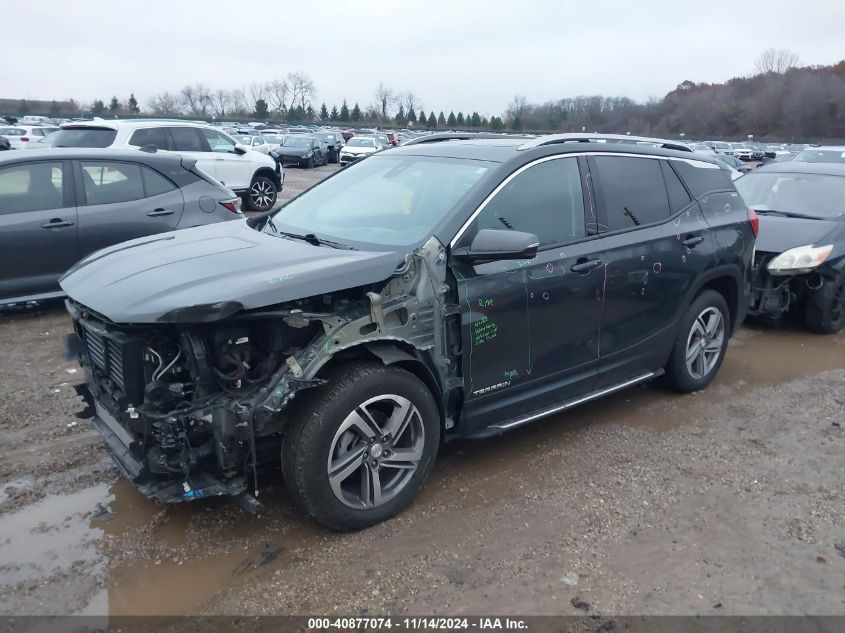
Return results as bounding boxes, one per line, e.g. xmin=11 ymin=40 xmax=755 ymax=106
xmin=52 ymin=120 xmax=282 ymax=211
xmin=0 ymin=125 xmax=59 ymax=149
xmin=339 ymin=136 xmax=381 ymax=166
xmin=730 ymin=144 xmax=754 ymax=161
xmin=0 ymin=126 xmax=27 ymax=149
xmin=233 ymin=133 xmax=272 ymax=155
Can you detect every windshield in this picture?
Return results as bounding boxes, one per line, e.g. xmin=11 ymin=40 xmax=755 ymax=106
xmin=793 ymin=149 xmax=845 ymax=164
xmin=263 ymin=134 xmax=284 ymax=144
xmin=283 ymin=136 xmax=313 ymax=147
xmin=270 ymin=155 xmax=490 ymax=248
xmin=735 ymin=172 xmax=845 ymax=219
xmin=51 ymin=128 xmax=117 ymax=148
xmin=347 ymin=138 xmax=375 ymax=147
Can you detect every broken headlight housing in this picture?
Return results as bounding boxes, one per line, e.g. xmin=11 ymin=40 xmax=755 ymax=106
xmin=767 ymin=244 xmax=833 ymax=276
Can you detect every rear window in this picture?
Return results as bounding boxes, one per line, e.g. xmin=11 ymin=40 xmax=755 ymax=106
xmin=0 ymin=128 xmax=25 ymax=136
xmin=52 ymin=128 xmax=117 ymax=148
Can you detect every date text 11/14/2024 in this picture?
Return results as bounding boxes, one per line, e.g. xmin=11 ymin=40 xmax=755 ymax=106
xmin=307 ymin=617 xmax=529 ymax=630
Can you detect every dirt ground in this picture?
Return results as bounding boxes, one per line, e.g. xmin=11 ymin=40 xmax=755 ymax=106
xmin=1 ymin=162 xmax=844 ymax=617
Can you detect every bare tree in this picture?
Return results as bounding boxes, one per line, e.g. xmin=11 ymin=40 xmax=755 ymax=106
xmin=147 ymin=91 xmax=183 ymax=116
xmin=181 ymin=84 xmax=211 ymax=116
xmin=267 ymin=79 xmax=290 ymax=114
xmin=374 ymin=82 xmax=394 ymax=120
xmin=208 ymin=89 xmax=232 ymax=117
xmin=229 ymin=88 xmax=250 ymax=116
xmin=286 ymin=71 xmax=316 ymax=110
xmin=249 ymin=82 xmax=268 ymax=105
xmin=401 ymin=91 xmax=421 ymax=114
xmin=754 ymin=48 xmax=799 ymax=75
xmin=505 ymin=94 xmax=529 ymax=123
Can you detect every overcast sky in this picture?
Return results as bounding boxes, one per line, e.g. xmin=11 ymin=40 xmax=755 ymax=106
xmin=5 ymin=0 xmax=844 ymax=116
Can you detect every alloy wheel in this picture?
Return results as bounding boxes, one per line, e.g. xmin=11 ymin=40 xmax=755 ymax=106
xmin=685 ymin=306 xmax=725 ymax=380
xmin=250 ymin=179 xmax=275 ymax=210
xmin=327 ymin=394 xmax=425 ymax=509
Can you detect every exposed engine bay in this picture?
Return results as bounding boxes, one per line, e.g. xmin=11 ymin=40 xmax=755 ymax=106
xmin=749 ymin=250 xmax=827 ymax=319
xmin=65 ymin=237 xmax=459 ymax=504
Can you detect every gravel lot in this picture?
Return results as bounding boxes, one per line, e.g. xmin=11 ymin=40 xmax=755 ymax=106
xmin=1 ymin=162 xmax=844 ymax=617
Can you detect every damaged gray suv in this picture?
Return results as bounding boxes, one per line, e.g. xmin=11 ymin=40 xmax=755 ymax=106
xmin=63 ymin=133 xmax=754 ymax=530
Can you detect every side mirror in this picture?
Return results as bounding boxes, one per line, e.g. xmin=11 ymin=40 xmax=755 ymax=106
xmin=233 ymin=144 xmax=247 ymax=155
xmin=453 ymin=229 xmax=540 ymax=262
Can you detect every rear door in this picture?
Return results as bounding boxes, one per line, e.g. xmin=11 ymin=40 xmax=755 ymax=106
xmin=0 ymin=160 xmax=79 ymax=300
xmin=74 ymin=159 xmax=184 ymax=256
xmin=588 ymin=154 xmax=710 ymax=386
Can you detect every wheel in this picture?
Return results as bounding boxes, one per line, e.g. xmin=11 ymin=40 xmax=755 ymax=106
xmin=306 ymin=156 xmax=315 ymax=169
xmin=804 ymin=276 xmax=845 ymax=334
xmin=331 ymin=150 xmax=339 ymax=164
xmin=665 ymin=290 xmax=730 ymax=393
xmin=282 ymin=363 xmax=440 ymax=530
xmin=322 ymin=153 xmax=329 ymax=166
xmin=244 ymin=175 xmax=277 ymax=212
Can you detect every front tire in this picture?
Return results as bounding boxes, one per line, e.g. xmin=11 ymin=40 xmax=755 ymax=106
xmin=282 ymin=363 xmax=440 ymax=531
xmin=665 ymin=290 xmax=730 ymax=393
xmin=804 ymin=276 xmax=845 ymax=334
xmin=244 ymin=175 xmax=277 ymax=212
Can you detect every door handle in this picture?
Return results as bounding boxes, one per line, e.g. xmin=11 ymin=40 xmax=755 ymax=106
xmin=682 ymin=235 xmax=704 ymax=248
xmin=147 ymin=209 xmax=175 ymax=217
xmin=570 ymin=258 xmax=604 ymax=273
xmin=41 ymin=219 xmax=74 ymax=229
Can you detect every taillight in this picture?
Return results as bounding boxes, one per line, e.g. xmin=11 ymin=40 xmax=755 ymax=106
xmin=220 ymin=198 xmax=242 ymax=214
xmin=20 ymin=137 xmax=29 ymax=142
xmin=748 ymin=207 xmax=759 ymax=238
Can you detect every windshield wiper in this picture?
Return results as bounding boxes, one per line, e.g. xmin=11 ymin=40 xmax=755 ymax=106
xmin=755 ymin=209 xmax=825 ymax=221
xmin=274 ymin=229 xmax=356 ymax=250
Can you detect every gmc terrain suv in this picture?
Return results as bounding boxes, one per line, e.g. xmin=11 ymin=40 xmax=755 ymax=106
xmin=62 ymin=134 xmax=755 ymax=530
xmin=52 ymin=120 xmax=282 ymax=211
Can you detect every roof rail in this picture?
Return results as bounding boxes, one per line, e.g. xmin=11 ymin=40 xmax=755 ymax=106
xmin=402 ymin=132 xmax=533 ymax=146
xmin=518 ymin=133 xmax=692 ymax=153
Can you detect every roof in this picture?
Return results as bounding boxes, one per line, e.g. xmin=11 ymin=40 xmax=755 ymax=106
xmin=60 ymin=119 xmax=215 ymax=131
xmin=755 ymin=161 xmax=845 ymax=177
xmin=0 ymin=147 xmax=186 ymax=166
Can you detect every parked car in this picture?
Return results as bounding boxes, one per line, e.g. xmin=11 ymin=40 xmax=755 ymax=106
xmin=340 ymin=129 xmax=356 ymax=141
xmin=710 ymin=141 xmax=733 ymax=155
xmin=713 ymin=158 xmax=743 ymax=180
xmin=234 ymin=134 xmax=272 ymax=155
xmin=51 ymin=120 xmax=281 ymax=211
xmin=272 ymin=135 xmax=328 ymax=168
xmin=4 ymin=125 xmax=59 ymax=149
xmin=735 ymin=162 xmax=845 ymax=333
xmin=0 ymin=126 xmax=26 ymax=150
xmin=338 ymin=135 xmax=381 ymax=165
xmin=261 ymin=133 xmax=287 ymax=148
xmin=0 ymin=148 xmax=243 ymax=305
xmin=61 ymin=133 xmax=753 ymax=530
xmin=715 ymin=154 xmax=752 ymax=174
xmin=792 ymin=146 xmax=845 ymax=164
xmin=384 ymin=132 xmax=399 ymax=146
xmin=730 ymin=144 xmax=755 ymax=161
xmin=691 ymin=143 xmax=716 ymax=155
xmin=316 ymin=130 xmax=345 ymax=163
xmin=24 ymin=130 xmax=60 ymax=149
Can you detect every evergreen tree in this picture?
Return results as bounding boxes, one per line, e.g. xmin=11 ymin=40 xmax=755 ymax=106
xmin=395 ymin=104 xmax=406 ymax=126
xmin=510 ymin=116 xmax=523 ymax=131
xmin=447 ymin=111 xmax=456 ymax=126
xmin=426 ymin=112 xmax=437 ymax=129
xmin=127 ymin=94 xmax=139 ymax=113
xmin=456 ymin=112 xmax=465 ymax=126
xmin=407 ymin=107 xmax=417 ymax=124
xmin=319 ymin=103 xmax=329 ymax=120
xmin=351 ymin=102 xmax=362 ymax=121
xmin=254 ymin=99 xmax=269 ymax=118
xmin=481 ymin=116 xmax=489 ymax=128
xmin=470 ymin=111 xmax=481 ymax=127
xmin=109 ymin=96 xmax=120 ymax=112
xmin=490 ymin=116 xmax=505 ymax=131
xmin=330 ymin=104 xmax=339 ymax=120
xmin=306 ymin=105 xmax=315 ymax=121
xmin=417 ymin=109 xmax=426 ymax=125
xmin=49 ymin=100 xmax=61 ymax=115
xmin=438 ymin=111 xmax=446 ymax=126
xmin=91 ymin=100 xmax=106 ymax=116
xmin=339 ymin=99 xmax=350 ymax=121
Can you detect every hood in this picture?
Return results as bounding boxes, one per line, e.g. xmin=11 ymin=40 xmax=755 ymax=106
xmin=277 ymin=146 xmax=310 ymax=157
xmin=756 ymin=214 xmax=840 ymax=253
xmin=342 ymin=146 xmax=376 ymax=155
xmin=60 ymin=220 xmax=404 ymax=324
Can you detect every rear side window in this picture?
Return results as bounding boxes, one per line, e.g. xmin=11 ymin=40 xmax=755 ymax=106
xmin=661 ymin=162 xmax=692 ymax=212
xmin=672 ymin=161 xmax=733 ymax=197
xmin=51 ymin=128 xmax=117 ymax=148
xmin=472 ymin=157 xmax=585 ymax=247
xmin=81 ymin=161 xmax=145 ymax=205
xmin=0 ymin=162 xmax=64 ymax=214
xmin=200 ymin=129 xmax=237 ymax=153
xmin=129 ymin=127 xmax=171 ymax=150
xmin=593 ymin=156 xmax=671 ymax=231
xmin=142 ymin=167 xmax=177 ymax=197
xmin=168 ymin=127 xmax=207 ymax=152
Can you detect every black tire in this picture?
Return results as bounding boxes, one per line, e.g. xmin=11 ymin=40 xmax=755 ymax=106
xmin=244 ymin=175 xmax=277 ymax=212
xmin=331 ymin=150 xmax=339 ymax=164
xmin=306 ymin=156 xmax=315 ymax=169
xmin=665 ymin=290 xmax=731 ymax=393
xmin=282 ymin=362 xmax=440 ymax=531
xmin=804 ymin=276 xmax=845 ymax=334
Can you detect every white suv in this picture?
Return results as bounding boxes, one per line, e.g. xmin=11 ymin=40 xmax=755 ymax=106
xmin=53 ymin=120 xmax=282 ymax=211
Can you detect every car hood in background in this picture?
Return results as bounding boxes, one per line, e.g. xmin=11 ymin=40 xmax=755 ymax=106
xmin=276 ymin=146 xmax=310 ymax=157
xmin=60 ymin=221 xmax=404 ymax=324
xmin=342 ymin=146 xmax=377 ymax=155
xmin=756 ymin=214 xmax=840 ymax=253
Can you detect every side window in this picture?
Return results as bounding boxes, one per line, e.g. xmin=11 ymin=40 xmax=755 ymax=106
xmin=129 ymin=127 xmax=171 ymax=150
xmin=200 ymin=129 xmax=237 ymax=153
xmin=168 ymin=127 xmax=207 ymax=152
xmin=470 ymin=157 xmax=585 ymax=247
xmin=594 ymin=156 xmax=671 ymax=231
xmin=0 ymin=162 xmax=64 ymax=214
xmin=80 ymin=161 xmax=144 ymax=205
xmin=141 ymin=166 xmax=177 ymax=197
xmin=661 ymin=161 xmax=692 ymax=212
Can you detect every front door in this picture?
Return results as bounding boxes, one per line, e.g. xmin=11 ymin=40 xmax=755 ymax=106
xmin=198 ymin=128 xmax=252 ymax=190
xmin=0 ymin=160 xmax=79 ymax=300
xmin=452 ymin=156 xmax=606 ymax=435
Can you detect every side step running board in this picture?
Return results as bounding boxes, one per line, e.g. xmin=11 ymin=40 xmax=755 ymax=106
xmin=489 ymin=370 xmax=661 ymax=433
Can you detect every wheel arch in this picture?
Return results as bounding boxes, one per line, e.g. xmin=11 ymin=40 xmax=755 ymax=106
xmin=252 ymin=166 xmax=279 ymax=188
xmin=684 ymin=266 xmax=743 ymax=334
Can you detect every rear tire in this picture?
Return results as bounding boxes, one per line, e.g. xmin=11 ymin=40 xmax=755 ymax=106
xmin=804 ymin=276 xmax=845 ymax=334
xmin=282 ymin=363 xmax=440 ymax=531
xmin=244 ymin=175 xmax=277 ymax=212
xmin=665 ymin=290 xmax=730 ymax=393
